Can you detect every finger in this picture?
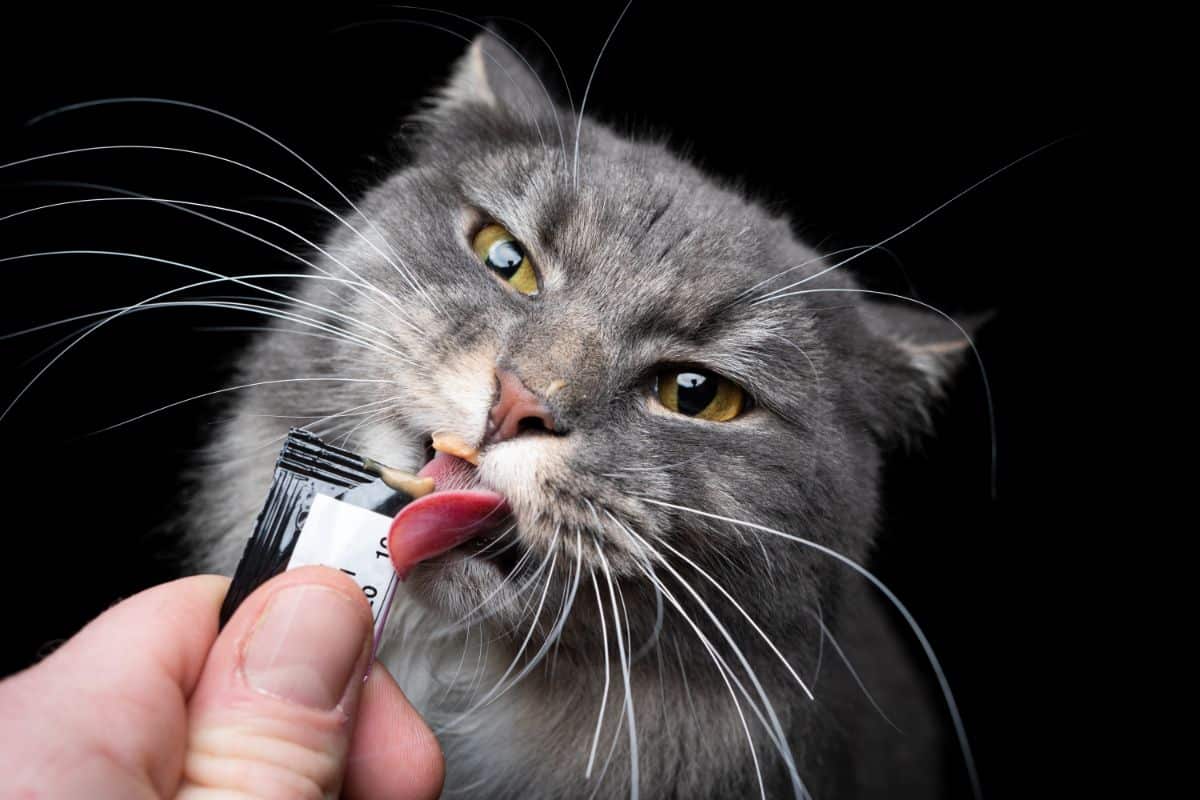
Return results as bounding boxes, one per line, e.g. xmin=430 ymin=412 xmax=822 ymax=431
xmin=0 ymin=575 xmax=229 ymax=798
xmin=343 ymin=661 xmax=445 ymax=800
xmin=177 ymin=565 xmax=374 ymax=799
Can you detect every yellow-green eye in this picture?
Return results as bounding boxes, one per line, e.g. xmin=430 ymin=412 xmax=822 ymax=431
xmin=656 ymin=368 xmax=747 ymax=422
xmin=472 ymin=223 xmax=539 ymax=296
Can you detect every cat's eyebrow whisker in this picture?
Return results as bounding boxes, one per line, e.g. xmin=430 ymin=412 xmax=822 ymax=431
xmin=805 ymin=608 xmax=901 ymax=733
xmin=485 ymin=15 xmax=577 ymax=118
xmin=748 ymin=138 xmax=1066 ymax=308
xmin=640 ymin=497 xmax=983 ymax=800
xmin=330 ymin=17 xmax=554 ymax=158
xmin=0 ymin=144 xmax=440 ymax=313
xmin=572 ymin=0 xmax=634 ymax=190
xmin=754 ymin=286 xmax=996 ymax=498
xmin=757 ymin=330 xmax=823 ymax=390
xmin=733 ymin=244 xmax=877 ymax=303
xmin=385 ymin=6 xmax=570 ymax=159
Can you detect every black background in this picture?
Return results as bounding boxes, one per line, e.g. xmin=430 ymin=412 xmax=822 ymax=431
xmin=0 ymin=2 xmax=1126 ymax=797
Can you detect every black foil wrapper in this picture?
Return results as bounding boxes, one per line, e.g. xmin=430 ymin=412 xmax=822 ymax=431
xmin=217 ymin=429 xmax=413 ymax=627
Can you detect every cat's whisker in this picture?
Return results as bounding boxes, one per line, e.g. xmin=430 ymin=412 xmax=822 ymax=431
xmin=386 ymin=6 xmax=570 ymax=160
xmin=805 ymin=608 xmax=901 ymax=733
xmin=334 ymin=405 xmax=400 ymax=448
xmin=629 ymin=566 xmax=664 ymax=663
xmin=612 ymin=510 xmax=815 ymax=701
xmin=628 ymin=559 xmax=771 ymax=800
xmin=609 ymin=517 xmax=806 ymax=799
xmin=733 ymin=244 xmax=876 ymax=303
xmin=485 ymin=15 xmax=577 ymax=117
xmin=811 ymin=602 xmax=826 ymax=690
xmin=472 ymin=531 xmax=583 ymax=712
xmin=548 ymin=530 xmax=586 ymax=683
xmin=599 ymin=452 xmax=705 ymax=478
xmin=0 ymin=270 xmax=406 ymax=356
xmin=25 ymin=96 xmax=440 ymax=314
xmin=0 ymin=144 xmax=438 ymax=312
xmin=7 ymin=298 xmax=411 ymax=369
xmin=239 ymin=394 xmax=403 ymax=422
xmin=640 ymin=497 xmax=983 ymax=800
xmin=330 ymin=17 xmax=552 ymax=157
xmin=0 ymin=250 xmax=422 ymax=423
xmin=572 ymin=0 xmax=634 ymax=190
xmin=585 ymin=559 xmax=614 ymax=779
xmin=91 ymin=376 xmax=402 ymax=436
xmin=0 ymin=189 xmax=423 ymax=334
xmin=596 ymin=548 xmax=640 ymax=800
xmin=437 ymin=532 xmax=562 ymax=731
xmin=672 ymin=638 xmax=702 ymax=728
xmin=748 ymin=137 xmax=1066 ymax=307
xmin=754 ymin=286 xmax=996 ymax=498
xmin=757 ymin=329 xmax=822 ymax=390
xmin=433 ymin=622 xmax=478 ymax=709
xmin=431 ymin=527 xmax=531 ymax=630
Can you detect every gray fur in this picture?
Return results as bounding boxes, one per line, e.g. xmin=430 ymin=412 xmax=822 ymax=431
xmin=184 ymin=34 xmax=967 ymax=799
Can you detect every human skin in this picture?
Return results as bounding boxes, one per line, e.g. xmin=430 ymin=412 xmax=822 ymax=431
xmin=0 ymin=566 xmax=444 ymax=799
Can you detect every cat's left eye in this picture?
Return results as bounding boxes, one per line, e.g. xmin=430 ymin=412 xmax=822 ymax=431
xmin=655 ymin=368 xmax=747 ymax=422
xmin=472 ymin=223 xmax=539 ymax=296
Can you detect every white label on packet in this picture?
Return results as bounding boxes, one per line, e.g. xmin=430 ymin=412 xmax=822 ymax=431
xmin=287 ymin=493 xmax=398 ymax=643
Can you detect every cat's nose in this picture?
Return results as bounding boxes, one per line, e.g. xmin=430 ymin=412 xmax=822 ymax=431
xmin=486 ymin=368 xmax=557 ymax=444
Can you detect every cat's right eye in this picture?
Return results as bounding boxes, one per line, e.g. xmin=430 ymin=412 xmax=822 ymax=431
xmin=472 ymin=223 xmax=539 ymax=296
xmin=654 ymin=367 xmax=748 ymax=422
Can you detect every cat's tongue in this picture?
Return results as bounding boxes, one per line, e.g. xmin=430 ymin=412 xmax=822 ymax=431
xmin=388 ymin=450 xmax=509 ymax=578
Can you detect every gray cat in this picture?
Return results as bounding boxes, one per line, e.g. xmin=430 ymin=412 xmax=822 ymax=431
xmin=186 ymin=34 xmax=976 ymax=799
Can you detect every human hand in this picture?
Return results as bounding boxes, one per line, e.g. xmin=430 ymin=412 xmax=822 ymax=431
xmin=0 ymin=566 xmax=444 ymax=799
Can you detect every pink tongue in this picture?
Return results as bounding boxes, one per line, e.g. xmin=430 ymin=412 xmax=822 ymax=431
xmin=388 ymin=451 xmax=510 ymax=578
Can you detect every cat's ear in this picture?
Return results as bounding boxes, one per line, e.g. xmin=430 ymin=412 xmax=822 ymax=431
xmin=430 ymin=32 xmax=558 ymax=121
xmin=858 ymin=301 xmax=990 ymax=442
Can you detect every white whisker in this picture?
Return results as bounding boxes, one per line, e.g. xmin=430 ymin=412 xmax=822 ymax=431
xmin=641 ymin=497 xmax=983 ymax=800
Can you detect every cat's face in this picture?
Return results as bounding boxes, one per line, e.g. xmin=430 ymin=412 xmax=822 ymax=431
xmin=278 ymin=35 xmax=961 ymax=661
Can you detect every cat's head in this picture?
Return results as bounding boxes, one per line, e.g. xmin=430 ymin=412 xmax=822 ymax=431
xmin=290 ymin=34 xmax=970 ymax=661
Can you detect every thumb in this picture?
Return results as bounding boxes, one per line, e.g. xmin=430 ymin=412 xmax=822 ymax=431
xmin=178 ymin=565 xmax=374 ymax=799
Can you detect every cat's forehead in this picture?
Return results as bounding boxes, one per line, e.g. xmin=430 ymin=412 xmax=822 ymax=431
xmin=454 ymin=132 xmax=814 ymax=303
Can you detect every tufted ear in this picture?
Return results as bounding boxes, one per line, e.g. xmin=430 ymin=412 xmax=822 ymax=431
xmin=857 ymin=301 xmax=990 ymax=441
xmin=430 ymin=32 xmax=560 ymax=122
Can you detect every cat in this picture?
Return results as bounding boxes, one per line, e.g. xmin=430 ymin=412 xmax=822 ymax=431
xmin=184 ymin=32 xmax=980 ymax=799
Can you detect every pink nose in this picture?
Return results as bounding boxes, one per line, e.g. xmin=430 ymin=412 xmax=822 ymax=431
xmin=486 ymin=368 xmax=556 ymax=444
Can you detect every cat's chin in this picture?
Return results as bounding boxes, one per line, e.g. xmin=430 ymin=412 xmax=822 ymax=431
xmin=401 ymin=532 xmax=533 ymax=619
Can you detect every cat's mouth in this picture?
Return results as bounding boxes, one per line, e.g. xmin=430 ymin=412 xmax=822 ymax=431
xmin=388 ymin=433 xmax=521 ymax=578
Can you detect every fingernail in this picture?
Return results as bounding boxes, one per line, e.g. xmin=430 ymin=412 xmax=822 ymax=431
xmin=242 ymin=585 xmax=370 ymax=710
